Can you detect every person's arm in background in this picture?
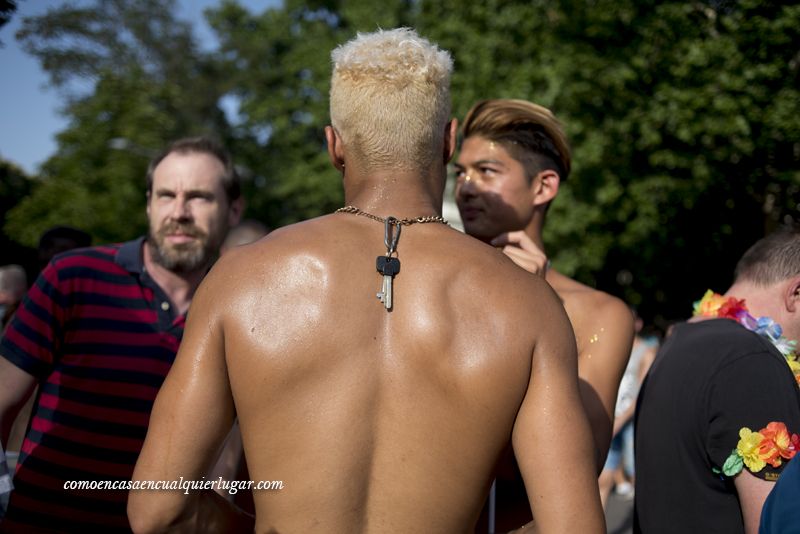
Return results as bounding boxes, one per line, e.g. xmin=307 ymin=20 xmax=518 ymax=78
xmin=207 ymin=421 xmax=244 ymax=501
xmin=0 ymin=261 xmax=65 ymax=448
xmin=0 ymin=358 xmax=36 ymax=447
xmin=611 ymin=342 xmax=657 ymax=437
xmin=735 ymin=471 xmax=775 ymax=534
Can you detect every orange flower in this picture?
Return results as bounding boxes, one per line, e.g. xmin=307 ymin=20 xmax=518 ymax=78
xmin=759 ymin=422 xmax=800 ymax=468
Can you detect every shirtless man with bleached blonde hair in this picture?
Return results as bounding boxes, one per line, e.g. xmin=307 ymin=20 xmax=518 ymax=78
xmin=129 ymin=29 xmax=604 ymax=533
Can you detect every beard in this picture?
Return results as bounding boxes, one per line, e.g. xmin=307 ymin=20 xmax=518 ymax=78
xmin=147 ymin=221 xmax=221 ymax=273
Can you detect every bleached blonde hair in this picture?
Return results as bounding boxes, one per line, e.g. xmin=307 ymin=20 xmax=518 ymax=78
xmin=330 ymin=28 xmax=453 ymax=172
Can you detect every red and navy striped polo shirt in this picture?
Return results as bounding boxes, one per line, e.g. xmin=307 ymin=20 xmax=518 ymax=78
xmin=1 ymin=237 xmax=185 ymax=532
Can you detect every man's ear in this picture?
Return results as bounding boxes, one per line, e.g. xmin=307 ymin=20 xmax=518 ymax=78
xmin=784 ymin=275 xmax=800 ymax=313
xmin=325 ymin=126 xmax=345 ymax=173
xmin=444 ymin=118 xmax=458 ymax=164
xmin=531 ymin=169 xmax=560 ymax=207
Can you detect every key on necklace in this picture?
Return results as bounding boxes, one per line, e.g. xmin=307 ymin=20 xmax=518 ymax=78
xmin=376 ymin=255 xmax=401 ymax=310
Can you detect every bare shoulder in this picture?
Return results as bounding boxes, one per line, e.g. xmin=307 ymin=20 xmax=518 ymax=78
xmin=442 ymin=233 xmax=569 ymax=339
xmin=546 ymin=270 xmax=634 ymax=352
xmin=216 ymin=216 xmax=330 ymax=270
xmin=198 ymin=218 xmax=327 ymax=305
xmin=450 ymin=232 xmax=558 ymax=299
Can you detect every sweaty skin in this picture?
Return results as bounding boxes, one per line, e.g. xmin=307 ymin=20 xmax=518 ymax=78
xmin=545 ymin=269 xmax=634 ymax=468
xmin=130 ymin=212 xmax=604 ymax=533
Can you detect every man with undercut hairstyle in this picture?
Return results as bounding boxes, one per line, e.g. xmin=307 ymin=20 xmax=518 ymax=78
xmin=455 ymin=99 xmax=634 ymax=530
xmin=0 ymin=136 xmax=243 ymax=532
xmin=635 ymin=225 xmax=800 ymax=534
xmin=129 ymin=28 xmax=604 ymax=533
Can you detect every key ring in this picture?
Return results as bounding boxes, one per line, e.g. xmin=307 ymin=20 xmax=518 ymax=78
xmin=384 ymin=217 xmax=401 ymax=256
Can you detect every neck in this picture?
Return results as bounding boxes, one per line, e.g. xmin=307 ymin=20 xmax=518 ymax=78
xmin=723 ymin=279 xmax=800 ymax=343
xmin=724 ymin=280 xmax=782 ymax=321
xmin=522 ymin=211 xmax=546 ymax=252
xmin=342 ymin=166 xmax=445 ymax=219
xmin=142 ymin=241 xmax=208 ymax=315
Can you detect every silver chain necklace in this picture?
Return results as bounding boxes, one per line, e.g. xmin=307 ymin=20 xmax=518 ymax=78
xmin=335 ymin=205 xmax=448 ymax=311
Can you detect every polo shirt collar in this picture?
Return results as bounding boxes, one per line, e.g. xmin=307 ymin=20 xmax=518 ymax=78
xmin=116 ymin=236 xmax=146 ymax=274
xmin=116 ymin=236 xmax=186 ymax=328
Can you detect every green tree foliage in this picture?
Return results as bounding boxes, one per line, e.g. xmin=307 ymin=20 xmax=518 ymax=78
xmin=423 ymin=0 xmax=800 ymax=323
xmin=0 ymin=159 xmax=36 ymax=270
xmin=6 ymin=0 xmax=232 ymax=246
xmin=7 ymin=0 xmax=799 ymax=326
xmin=545 ymin=0 xmax=800 ymax=323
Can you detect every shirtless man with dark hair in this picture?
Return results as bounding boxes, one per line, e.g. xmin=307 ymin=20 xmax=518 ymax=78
xmin=455 ymin=98 xmax=634 ymax=530
xmin=129 ymin=29 xmax=604 ymax=533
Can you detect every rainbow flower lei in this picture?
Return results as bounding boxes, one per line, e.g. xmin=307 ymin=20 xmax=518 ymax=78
xmin=720 ymin=422 xmax=800 ymax=477
xmin=693 ymin=290 xmax=800 ymax=386
xmin=694 ymin=291 xmax=800 ymax=477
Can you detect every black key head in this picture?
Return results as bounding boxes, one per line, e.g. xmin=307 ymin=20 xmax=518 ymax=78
xmin=381 ymin=256 xmax=400 ymax=276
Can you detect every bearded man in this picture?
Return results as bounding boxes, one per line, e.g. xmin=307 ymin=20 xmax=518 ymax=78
xmin=0 ymin=137 xmax=243 ymax=532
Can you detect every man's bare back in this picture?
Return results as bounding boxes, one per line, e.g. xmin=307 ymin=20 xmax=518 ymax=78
xmin=209 ymin=215 xmax=584 ymax=531
xmin=129 ymin=28 xmax=604 ymax=534
xmin=129 ymin=213 xmax=599 ymax=532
